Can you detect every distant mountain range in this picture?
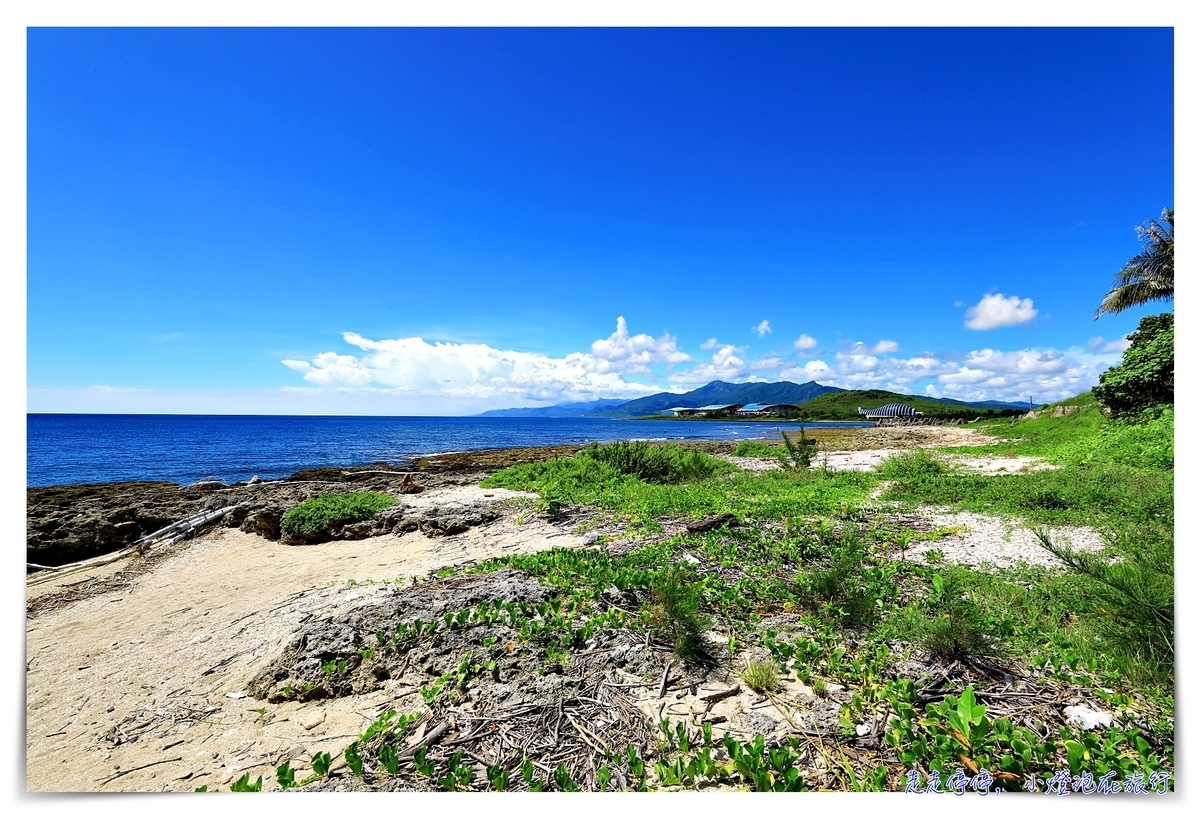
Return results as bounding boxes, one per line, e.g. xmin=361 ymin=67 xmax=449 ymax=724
xmin=581 ymin=380 xmax=841 ymax=418
xmin=475 ymin=398 xmax=630 ymax=418
xmin=474 ymin=381 xmax=1029 ymax=419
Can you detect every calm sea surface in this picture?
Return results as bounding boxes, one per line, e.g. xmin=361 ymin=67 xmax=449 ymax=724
xmin=26 ymin=414 xmax=872 ymax=488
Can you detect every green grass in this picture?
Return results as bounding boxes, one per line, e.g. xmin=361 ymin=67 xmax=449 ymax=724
xmin=483 ymin=443 xmax=873 ymax=531
xmin=731 ymin=439 xmax=781 ymax=458
xmin=314 ymin=398 xmax=1173 ymax=789
xmin=877 ymin=398 xmax=1173 ymax=534
xmin=281 ymin=491 xmax=397 ymax=537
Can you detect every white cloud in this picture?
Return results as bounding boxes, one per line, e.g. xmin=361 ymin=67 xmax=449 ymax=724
xmin=281 ymin=321 xmax=679 ymax=404
xmin=780 ymin=360 xmax=833 ymax=382
xmin=700 ymin=337 xmax=720 ymax=350
xmin=282 ymin=352 xmax=373 ymax=386
xmin=670 ymin=343 xmax=747 ymax=384
xmin=870 ymin=339 xmax=899 ymax=354
xmin=964 ymin=293 xmax=1039 ymax=330
xmin=753 ymin=319 xmax=771 ymax=337
xmin=1087 ymin=335 xmax=1132 ymax=354
xmin=588 ymin=316 xmax=691 ymax=374
xmin=772 ymin=338 xmax=1113 ymax=404
xmin=793 ymin=333 xmax=818 ymax=352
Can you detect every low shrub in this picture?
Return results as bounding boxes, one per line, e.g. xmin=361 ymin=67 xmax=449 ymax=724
xmin=281 ymin=491 xmax=397 ymax=539
xmin=581 ymin=440 xmax=727 ymax=484
xmin=1037 ymin=526 xmax=1173 ymax=675
xmin=731 ymin=440 xmax=780 ymax=458
xmin=875 ymin=449 xmax=948 ymax=479
xmin=896 ymin=572 xmax=1006 ymax=661
xmin=643 ymin=563 xmax=711 ymax=664
xmin=778 ymin=429 xmax=817 ymax=471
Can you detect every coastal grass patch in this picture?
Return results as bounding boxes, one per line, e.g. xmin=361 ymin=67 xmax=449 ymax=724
xmin=281 ymin=491 xmax=397 ymax=538
xmin=730 ymin=439 xmax=781 ymax=458
xmin=483 ymin=441 xmax=875 ymax=531
xmin=877 ymin=460 xmax=1172 ymax=532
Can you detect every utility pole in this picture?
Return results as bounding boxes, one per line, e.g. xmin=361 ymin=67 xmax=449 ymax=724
xmin=1029 ymin=396 xmax=1033 ymax=413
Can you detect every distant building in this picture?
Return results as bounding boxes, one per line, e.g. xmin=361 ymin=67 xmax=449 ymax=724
xmin=668 ymin=404 xmax=743 ymax=417
xmin=858 ymin=402 xmax=922 ymax=420
xmin=736 ymin=403 xmax=801 ymax=417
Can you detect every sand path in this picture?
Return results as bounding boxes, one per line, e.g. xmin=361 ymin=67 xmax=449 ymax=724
xmin=24 ymin=485 xmax=588 ymax=792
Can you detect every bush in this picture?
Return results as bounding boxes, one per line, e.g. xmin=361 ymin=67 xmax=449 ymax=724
xmin=281 ymin=491 xmax=397 ymax=539
xmin=898 ymin=572 xmax=1006 ymax=661
xmin=643 ymin=563 xmax=711 ymax=664
xmin=1093 ymin=312 xmax=1173 ymax=418
xmin=795 ymin=529 xmax=888 ymax=627
xmin=1036 ymin=527 xmax=1173 ymax=674
xmin=582 ymin=441 xmax=726 ymax=484
xmin=778 ymin=430 xmax=817 ymax=471
xmin=731 ymin=440 xmax=780 ymax=458
xmin=875 ymin=449 xmax=948 ymax=479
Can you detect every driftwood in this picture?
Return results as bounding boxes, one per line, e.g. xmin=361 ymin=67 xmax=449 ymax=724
xmin=686 ymin=513 xmax=738 ymax=533
xmin=28 ymin=504 xmax=241 ymax=585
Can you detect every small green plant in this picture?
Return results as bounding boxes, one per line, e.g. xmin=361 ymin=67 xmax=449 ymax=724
xmin=229 ymin=773 xmax=263 ymax=792
xmin=486 ymin=763 xmax=511 ymax=791
xmin=923 ymin=548 xmax=945 ymax=565
xmin=281 ymin=491 xmax=397 ymax=539
xmin=876 ymin=449 xmax=948 ymax=479
xmin=310 ymin=751 xmax=332 ymax=777
xmin=740 ymin=659 xmax=781 ymax=694
xmin=275 ymin=761 xmax=296 ymax=791
xmin=899 ymin=572 xmax=1005 ymax=661
xmin=378 ymin=744 xmax=399 ymax=776
xmin=643 ymin=563 xmax=711 ymax=664
xmin=344 ymin=741 xmax=364 ymax=778
xmin=778 ymin=429 xmax=817 ymax=470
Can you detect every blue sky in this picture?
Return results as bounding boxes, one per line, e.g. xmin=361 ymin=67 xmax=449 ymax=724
xmin=27 ymin=27 xmax=1174 ymax=414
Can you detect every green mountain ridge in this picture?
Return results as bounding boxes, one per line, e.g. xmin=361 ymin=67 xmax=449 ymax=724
xmin=582 ymin=380 xmax=841 ymax=418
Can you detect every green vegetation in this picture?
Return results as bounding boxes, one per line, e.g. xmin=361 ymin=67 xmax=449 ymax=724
xmin=1096 ymin=207 xmax=1173 ymax=317
xmin=1093 ymin=313 xmax=1173 ymax=418
xmin=644 ymin=563 xmax=711 ymax=663
xmin=791 ymin=389 xmax=1021 ymax=421
xmin=739 ymin=659 xmax=781 ymax=693
xmin=731 ymin=439 xmax=781 ymax=458
xmin=777 ymin=429 xmax=817 ymax=470
xmin=280 ymin=491 xmax=397 ymax=538
xmin=267 ymin=390 xmax=1170 ymax=792
xmin=483 ymin=441 xmax=871 ymax=531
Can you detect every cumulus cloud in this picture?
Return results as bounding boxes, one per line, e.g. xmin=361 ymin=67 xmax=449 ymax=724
xmin=281 ymin=321 xmax=680 ymax=404
xmin=870 ymin=339 xmax=899 ymax=354
xmin=793 ymin=334 xmax=818 ymax=352
xmin=588 ymin=316 xmax=690 ymax=374
xmin=700 ymin=337 xmax=721 ymax=350
xmin=1087 ymin=335 xmax=1132 ymax=354
xmin=753 ymin=319 xmax=772 ymax=337
xmin=670 ymin=343 xmax=747 ymax=384
xmin=964 ymin=293 xmax=1039 ymax=330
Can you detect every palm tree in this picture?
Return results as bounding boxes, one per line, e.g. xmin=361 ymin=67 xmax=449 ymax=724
xmin=1096 ymin=208 xmax=1174 ymax=318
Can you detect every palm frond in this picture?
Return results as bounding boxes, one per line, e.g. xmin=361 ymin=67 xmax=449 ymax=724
xmin=1095 ymin=208 xmax=1174 ymax=318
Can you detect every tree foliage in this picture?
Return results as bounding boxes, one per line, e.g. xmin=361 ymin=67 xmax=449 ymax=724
xmin=1092 ymin=313 xmax=1173 ymax=418
xmin=1096 ymin=208 xmax=1173 ymax=318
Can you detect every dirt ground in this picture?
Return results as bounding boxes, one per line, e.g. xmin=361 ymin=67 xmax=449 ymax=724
xmin=25 ymin=486 xmax=583 ymax=792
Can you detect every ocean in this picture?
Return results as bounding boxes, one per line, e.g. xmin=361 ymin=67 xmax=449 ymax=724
xmin=26 ymin=414 xmax=873 ymax=488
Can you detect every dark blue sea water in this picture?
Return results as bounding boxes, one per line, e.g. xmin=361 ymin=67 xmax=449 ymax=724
xmin=26 ymin=414 xmax=873 ymax=488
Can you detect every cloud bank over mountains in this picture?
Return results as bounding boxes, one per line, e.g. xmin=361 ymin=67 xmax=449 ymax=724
xmin=279 ymin=316 xmax=1131 ymax=407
